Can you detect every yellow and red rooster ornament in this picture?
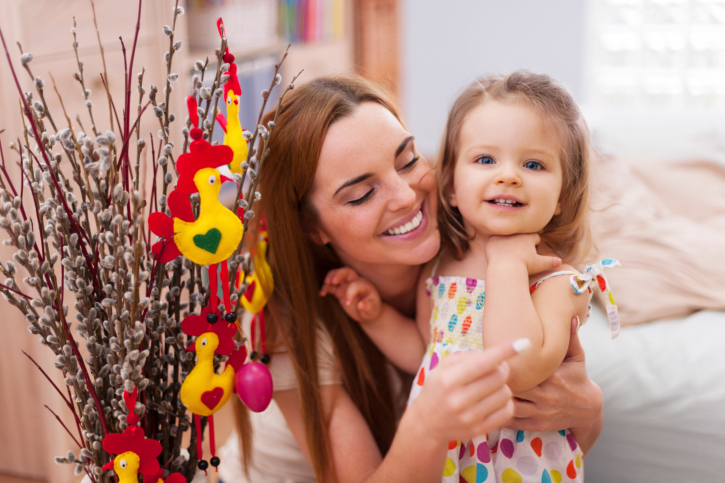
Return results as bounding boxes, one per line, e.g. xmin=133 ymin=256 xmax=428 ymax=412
xmin=102 ymin=388 xmax=185 ymax=483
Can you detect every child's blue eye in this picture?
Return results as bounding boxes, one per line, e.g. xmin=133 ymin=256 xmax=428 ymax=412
xmin=475 ymin=156 xmax=495 ymax=165
xmin=524 ymin=161 xmax=542 ymax=170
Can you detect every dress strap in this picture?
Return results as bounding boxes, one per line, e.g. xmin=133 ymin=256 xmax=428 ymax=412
xmin=529 ymin=258 xmax=622 ymax=339
xmin=528 ymin=271 xmax=576 ymax=294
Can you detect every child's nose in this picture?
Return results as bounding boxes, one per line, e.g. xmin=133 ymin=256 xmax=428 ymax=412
xmin=494 ymin=166 xmax=522 ymax=187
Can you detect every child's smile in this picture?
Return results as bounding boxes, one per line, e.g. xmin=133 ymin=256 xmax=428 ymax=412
xmin=449 ymin=100 xmax=563 ymax=241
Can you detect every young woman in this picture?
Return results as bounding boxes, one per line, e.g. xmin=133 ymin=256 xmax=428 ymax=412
xmin=219 ymin=75 xmax=604 ymax=483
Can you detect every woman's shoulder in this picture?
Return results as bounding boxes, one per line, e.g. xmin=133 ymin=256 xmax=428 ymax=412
xmin=268 ymin=324 xmax=341 ymax=391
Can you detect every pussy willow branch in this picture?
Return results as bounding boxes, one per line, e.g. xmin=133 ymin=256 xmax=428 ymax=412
xmin=16 ymin=42 xmax=58 ymax=132
xmin=72 ymin=17 xmax=99 ymax=138
xmin=89 ymin=0 xmax=113 ymax=131
xmin=0 ymin=25 xmax=110 ymax=438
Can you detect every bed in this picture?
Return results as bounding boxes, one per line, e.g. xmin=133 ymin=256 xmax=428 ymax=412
xmin=579 ymin=153 xmax=725 ymax=481
xmin=581 ymin=307 xmax=725 ymax=481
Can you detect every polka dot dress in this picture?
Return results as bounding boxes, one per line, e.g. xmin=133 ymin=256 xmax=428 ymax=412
xmin=407 ymin=274 xmax=589 ymax=483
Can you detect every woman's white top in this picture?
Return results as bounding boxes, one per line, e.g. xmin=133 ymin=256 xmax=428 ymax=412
xmin=218 ymin=326 xmax=342 ymax=483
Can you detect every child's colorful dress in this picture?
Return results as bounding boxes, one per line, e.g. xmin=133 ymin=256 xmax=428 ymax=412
xmin=407 ymin=259 xmax=620 ymax=483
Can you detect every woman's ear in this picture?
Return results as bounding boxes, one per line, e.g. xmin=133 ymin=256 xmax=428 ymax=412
xmin=554 ymin=201 xmax=562 ymax=216
xmin=310 ymin=226 xmax=331 ymax=246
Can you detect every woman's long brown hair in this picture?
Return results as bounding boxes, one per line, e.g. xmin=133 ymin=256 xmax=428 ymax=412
xmin=234 ymin=76 xmax=402 ymax=481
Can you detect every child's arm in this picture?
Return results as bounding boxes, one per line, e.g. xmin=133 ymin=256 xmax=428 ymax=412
xmin=482 ymin=235 xmax=589 ymax=392
xmin=320 ymin=267 xmax=425 ymax=374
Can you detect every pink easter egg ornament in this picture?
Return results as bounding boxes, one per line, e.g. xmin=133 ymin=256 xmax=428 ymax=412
xmin=235 ymin=361 xmax=273 ymax=412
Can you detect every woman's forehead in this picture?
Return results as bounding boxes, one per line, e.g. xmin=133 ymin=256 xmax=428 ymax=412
xmin=315 ymin=103 xmax=409 ymax=186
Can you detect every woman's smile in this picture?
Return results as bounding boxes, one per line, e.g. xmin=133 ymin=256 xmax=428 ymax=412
xmin=381 ymin=200 xmax=427 ymax=238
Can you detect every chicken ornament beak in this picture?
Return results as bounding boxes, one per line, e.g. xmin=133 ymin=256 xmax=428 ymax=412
xmin=102 ymin=459 xmax=115 ymax=471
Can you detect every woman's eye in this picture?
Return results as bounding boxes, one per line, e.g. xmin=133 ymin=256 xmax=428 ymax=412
xmin=348 ymin=189 xmax=374 ymax=206
xmin=475 ymin=156 xmax=495 ymax=165
xmin=524 ymin=160 xmax=542 ymax=170
xmin=400 ymin=156 xmax=420 ymax=171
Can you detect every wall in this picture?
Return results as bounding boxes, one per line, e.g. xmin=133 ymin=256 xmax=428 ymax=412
xmin=401 ymin=1 xmax=725 ymax=161
xmin=401 ymin=0 xmax=586 ymax=156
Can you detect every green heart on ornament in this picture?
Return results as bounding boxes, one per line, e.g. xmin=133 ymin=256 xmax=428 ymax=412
xmin=193 ymin=228 xmax=222 ymax=254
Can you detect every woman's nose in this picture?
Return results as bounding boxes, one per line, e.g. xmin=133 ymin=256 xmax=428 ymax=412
xmin=494 ymin=165 xmax=522 ymax=187
xmin=387 ymin=175 xmax=417 ymax=212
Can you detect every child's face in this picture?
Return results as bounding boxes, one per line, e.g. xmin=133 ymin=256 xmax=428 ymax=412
xmin=450 ymin=100 xmax=563 ymax=239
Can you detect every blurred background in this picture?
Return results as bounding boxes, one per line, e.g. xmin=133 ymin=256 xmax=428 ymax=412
xmin=1 ymin=1 xmax=724 ymax=482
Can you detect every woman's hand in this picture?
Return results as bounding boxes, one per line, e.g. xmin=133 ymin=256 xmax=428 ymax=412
xmin=485 ymin=234 xmax=562 ymax=275
xmin=320 ymin=267 xmax=383 ymax=323
xmin=406 ymin=341 xmax=525 ymax=443
xmin=505 ymin=317 xmax=604 ymax=455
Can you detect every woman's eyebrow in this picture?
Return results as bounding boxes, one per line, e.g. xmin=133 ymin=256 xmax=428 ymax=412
xmin=395 ymin=136 xmax=414 ymax=159
xmin=334 ymin=173 xmax=373 ymax=197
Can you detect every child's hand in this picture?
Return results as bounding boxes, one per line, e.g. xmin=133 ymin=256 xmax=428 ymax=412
xmin=486 ymin=234 xmax=561 ymax=275
xmin=320 ymin=267 xmax=383 ymax=323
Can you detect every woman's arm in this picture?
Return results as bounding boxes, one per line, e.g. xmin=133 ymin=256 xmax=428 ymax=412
xmin=275 ymin=343 xmax=522 ymax=483
xmin=505 ymin=317 xmax=604 ymax=455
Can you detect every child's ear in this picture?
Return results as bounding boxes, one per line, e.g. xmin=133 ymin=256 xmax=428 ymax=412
xmin=449 ymin=192 xmax=458 ymax=207
xmin=446 ymin=183 xmax=458 ymax=207
xmin=554 ymin=200 xmax=562 ymax=216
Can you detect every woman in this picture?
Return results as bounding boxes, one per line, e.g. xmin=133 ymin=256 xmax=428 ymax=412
xmin=219 ymin=75 xmax=604 ymax=482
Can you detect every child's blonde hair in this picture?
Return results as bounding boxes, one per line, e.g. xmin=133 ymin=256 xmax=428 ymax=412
xmin=438 ymin=71 xmax=593 ymax=264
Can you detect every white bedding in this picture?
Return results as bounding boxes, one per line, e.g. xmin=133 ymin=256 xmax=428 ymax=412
xmin=581 ymin=307 xmax=725 ymax=481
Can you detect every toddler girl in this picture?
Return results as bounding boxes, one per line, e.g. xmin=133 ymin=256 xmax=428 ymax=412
xmin=320 ymin=72 xmax=620 ymax=483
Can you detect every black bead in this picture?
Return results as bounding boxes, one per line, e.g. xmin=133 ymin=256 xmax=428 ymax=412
xmin=197 ymin=459 xmax=209 ymax=471
xmin=206 ymin=312 xmax=219 ymax=324
xmin=224 ymin=312 xmax=237 ymax=323
xmin=250 ymin=351 xmax=258 ymax=361
xmin=260 ymin=354 xmax=270 ymax=364
xmin=210 ymin=456 xmax=221 ymax=467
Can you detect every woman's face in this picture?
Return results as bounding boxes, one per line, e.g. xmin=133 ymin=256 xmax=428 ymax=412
xmin=309 ymin=102 xmax=440 ymax=270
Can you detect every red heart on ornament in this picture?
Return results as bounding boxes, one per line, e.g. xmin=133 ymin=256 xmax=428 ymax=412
xmin=201 ymin=387 xmax=224 ymax=410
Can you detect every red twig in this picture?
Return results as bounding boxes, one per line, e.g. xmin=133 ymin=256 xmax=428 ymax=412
xmin=123 ymin=0 xmax=143 ymax=192
xmin=44 ymin=404 xmax=83 ymax=448
xmin=21 ymin=351 xmax=82 ymax=429
xmin=0 ymin=282 xmax=31 ymax=299
xmin=119 ymin=36 xmax=130 ymax=194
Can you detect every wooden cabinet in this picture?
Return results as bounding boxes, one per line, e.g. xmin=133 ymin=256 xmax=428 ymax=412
xmin=355 ymin=0 xmax=400 ymax=99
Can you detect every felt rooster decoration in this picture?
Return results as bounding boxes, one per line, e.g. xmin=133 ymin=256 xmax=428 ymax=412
xmin=234 ymin=220 xmax=274 ymax=414
xmin=214 ymin=18 xmax=249 ymax=177
xmin=102 ymin=388 xmax=185 ymax=483
xmin=175 ymin=96 xmax=234 ymax=197
xmin=239 ymin=222 xmax=273 ymax=315
xmin=180 ymin=306 xmax=248 ymax=472
xmin=149 ymin=96 xmax=242 ymax=316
